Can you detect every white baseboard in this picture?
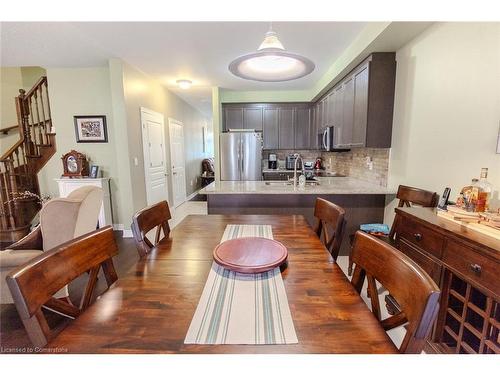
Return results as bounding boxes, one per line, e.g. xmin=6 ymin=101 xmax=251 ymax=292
xmin=112 ymin=224 xmax=133 ymax=238
xmin=122 ymin=229 xmax=133 ymax=238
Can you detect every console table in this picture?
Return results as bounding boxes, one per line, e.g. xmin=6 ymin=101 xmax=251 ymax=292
xmin=392 ymin=207 xmax=499 ymax=354
xmin=54 ymin=178 xmax=112 ymax=228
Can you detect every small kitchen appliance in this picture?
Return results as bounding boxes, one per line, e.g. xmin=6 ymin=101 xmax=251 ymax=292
xmin=268 ymin=153 xmax=277 ymax=169
xmin=314 ymin=157 xmax=323 ymax=170
xmin=286 ymin=154 xmax=302 ymax=170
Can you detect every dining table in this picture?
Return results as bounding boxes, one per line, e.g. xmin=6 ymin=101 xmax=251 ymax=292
xmin=46 ymin=214 xmax=398 ymax=353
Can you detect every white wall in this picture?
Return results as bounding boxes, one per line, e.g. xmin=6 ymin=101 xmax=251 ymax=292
xmin=385 ymin=22 xmax=500 ymax=223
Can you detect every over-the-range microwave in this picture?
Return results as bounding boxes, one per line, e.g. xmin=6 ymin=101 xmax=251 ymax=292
xmin=318 ymin=126 xmax=351 ymax=151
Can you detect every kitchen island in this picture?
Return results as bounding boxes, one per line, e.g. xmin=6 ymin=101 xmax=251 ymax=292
xmin=199 ymin=177 xmax=396 ymax=255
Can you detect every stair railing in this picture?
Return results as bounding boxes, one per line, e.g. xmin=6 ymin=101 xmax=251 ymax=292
xmin=0 ymin=76 xmax=52 ymax=234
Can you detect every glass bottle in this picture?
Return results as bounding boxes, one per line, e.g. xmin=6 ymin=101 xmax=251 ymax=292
xmin=475 ymin=168 xmax=492 ymax=212
xmin=461 ymin=178 xmax=478 ymax=211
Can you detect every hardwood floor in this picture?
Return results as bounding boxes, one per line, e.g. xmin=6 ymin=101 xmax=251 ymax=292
xmin=0 ymin=231 xmax=139 ymax=351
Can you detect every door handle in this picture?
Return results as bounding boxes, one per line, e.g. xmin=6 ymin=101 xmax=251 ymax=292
xmin=322 ymin=130 xmax=327 ymax=150
xmin=413 ymin=233 xmax=423 ymax=241
xmin=240 ymin=140 xmax=244 ymax=178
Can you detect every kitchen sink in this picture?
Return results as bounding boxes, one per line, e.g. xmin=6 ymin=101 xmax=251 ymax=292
xmin=265 ymin=181 xmax=320 ymax=186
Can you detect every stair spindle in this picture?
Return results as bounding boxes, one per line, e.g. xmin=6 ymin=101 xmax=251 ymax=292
xmin=33 ymin=90 xmax=44 ymax=146
xmin=38 ymin=85 xmax=48 ymax=144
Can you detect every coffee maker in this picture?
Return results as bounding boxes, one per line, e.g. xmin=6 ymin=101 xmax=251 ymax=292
xmin=268 ymin=153 xmax=277 ymax=169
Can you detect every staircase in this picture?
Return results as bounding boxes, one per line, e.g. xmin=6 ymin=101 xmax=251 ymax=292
xmin=0 ymin=76 xmax=56 ymax=245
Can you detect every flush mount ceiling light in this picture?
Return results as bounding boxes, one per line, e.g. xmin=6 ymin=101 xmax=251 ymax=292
xmin=176 ymin=79 xmax=192 ymax=89
xmin=229 ymin=26 xmax=315 ymax=82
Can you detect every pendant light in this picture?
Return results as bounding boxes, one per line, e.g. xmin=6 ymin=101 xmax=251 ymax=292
xmin=229 ymin=24 xmax=315 ymax=82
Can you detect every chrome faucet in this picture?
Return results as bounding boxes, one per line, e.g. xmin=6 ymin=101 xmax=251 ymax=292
xmin=293 ymin=153 xmax=305 ymax=188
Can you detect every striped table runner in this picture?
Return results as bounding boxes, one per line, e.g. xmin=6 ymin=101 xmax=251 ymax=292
xmin=184 ymin=224 xmax=298 ymax=345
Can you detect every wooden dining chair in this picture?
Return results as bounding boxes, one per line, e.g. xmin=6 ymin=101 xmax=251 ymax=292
xmin=350 ymin=231 xmax=440 ymax=353
xmin=348 ymin=185 xmax=438 ymax=276
xmin=131 ymin=200 xmax=172 ymax=257
xmin=313 ymin=198 xmax=346 ymax=261
xmin=387 ymin=185 xmax=439 ymax=239
xmin=6 ymin=226 xmax=119 ymax=348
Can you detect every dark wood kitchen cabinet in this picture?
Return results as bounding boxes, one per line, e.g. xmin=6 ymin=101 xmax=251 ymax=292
xmin=278 ymin=107 xmax=295 ymax=149
xmin=223 ymin=103 xmax=314 ymax=150
xmin=223 ymin=104 xmax=263 ymax=131
xmin=263 ymin=107 xmax=279 ymax=149
xmin=391 ymin=207 xmax=500 ymax=354
xmin=294 ymin=106 xmax=312 ymax=149
xmin=352 ymin=64 xmax=369 ymax=147
xmin=224 ymin=107 xmax=244 ymax=130
xmin=243 ymin=107 xmax=263 ymax=131
xmin=313 ymin=52 xmax=396 ymax=149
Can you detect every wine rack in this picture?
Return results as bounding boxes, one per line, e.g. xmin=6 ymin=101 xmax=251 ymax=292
xmin=438 ymin=270 xmax=499 ymax=354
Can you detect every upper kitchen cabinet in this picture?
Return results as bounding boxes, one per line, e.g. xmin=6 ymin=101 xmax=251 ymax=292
xmin=223 ymin=104 xmax=263 ymax=131
xmin=314 ymin=52 xmax=396 ymax=148
xmin=294 ymin=106 xmax=312 ymax=149
xmin=224 ymin=103 xmax=314 ymax=150
xmin=263 ymin=107 xmax=279 ymax=149
xmin=278 ymin=107 xmax=295 ymax=149
xmin=224 ymin=107 xmax=244 ymax=130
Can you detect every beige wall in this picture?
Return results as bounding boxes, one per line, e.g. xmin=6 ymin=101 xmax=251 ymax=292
xmin=1 ymin=68 xmax=23 ymax=152
xmin=38 ymin=67 xmax=122 ymax=223
xmin=120 ymin=61 xmax=212 ymax=214
xmin=385 ymin=22 xmax=500 ymax=224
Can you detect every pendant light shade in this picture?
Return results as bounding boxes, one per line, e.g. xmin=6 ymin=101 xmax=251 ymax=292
xmin=229 ymin=27 xmax=315 ymax=82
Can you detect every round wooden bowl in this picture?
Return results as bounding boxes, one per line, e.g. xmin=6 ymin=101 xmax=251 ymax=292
xmin=213 ymin=237 xmax=288 ymax=274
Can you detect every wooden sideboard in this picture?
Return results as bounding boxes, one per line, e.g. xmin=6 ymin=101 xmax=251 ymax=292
xmin=392 ymin=207 xmax=499 ymax=354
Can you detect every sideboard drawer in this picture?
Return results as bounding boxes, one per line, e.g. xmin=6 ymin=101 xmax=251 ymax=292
xmin=398 ymin=217 xmax=445 ymax=259
xmin=443 ymin=240 xmax=499 ymax=297
xmin=398 ymin=239 xmax=442 ymax=284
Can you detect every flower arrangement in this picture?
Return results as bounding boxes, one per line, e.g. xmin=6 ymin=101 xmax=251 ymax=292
xmin=7 ymin=190 xmax=51 ymax=205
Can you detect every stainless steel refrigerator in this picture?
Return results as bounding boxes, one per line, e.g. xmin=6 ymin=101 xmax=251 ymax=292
xmin=220 ymin=132 xmax=262 ymax=181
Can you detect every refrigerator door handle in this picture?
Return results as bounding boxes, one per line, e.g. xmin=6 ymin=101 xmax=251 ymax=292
xmin=240 ymin=138 xmax=245 ymax=180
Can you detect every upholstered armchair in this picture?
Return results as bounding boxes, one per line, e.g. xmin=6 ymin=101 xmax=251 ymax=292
xmin=0 ymin=186 xmax=104 ymax=304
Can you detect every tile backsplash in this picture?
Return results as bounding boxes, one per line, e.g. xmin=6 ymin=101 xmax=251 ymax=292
xmin=262 ymin=150 xmax=322 ymax=169
xmin=321 ymin=148 xmax=390 ymax=187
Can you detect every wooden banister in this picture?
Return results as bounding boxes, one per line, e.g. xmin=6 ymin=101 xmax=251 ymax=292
xmin=0 ymin=125 xmax=19 ymax=135
xmin=0 ymin=76 xmax=55 ymax=244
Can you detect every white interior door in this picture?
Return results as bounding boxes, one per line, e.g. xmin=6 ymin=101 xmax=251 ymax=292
xmin=141 ymin=107 xmax=169 ymax=206
xmin=168 ymin=118 xmax=187 ymax=208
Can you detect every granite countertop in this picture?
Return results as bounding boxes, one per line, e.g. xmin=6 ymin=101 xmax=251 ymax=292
xmin=199 ymin=177 xmax=396 ymax=195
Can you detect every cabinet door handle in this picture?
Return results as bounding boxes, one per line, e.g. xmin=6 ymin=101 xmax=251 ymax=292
xmin=413 ymin=233 xmax=423 ymax=241
xmin=469 ymin=263 xmax=482 ymax=274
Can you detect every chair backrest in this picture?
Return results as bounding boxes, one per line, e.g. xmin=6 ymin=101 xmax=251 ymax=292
xmin=313 ymin=198 xmax=346 ymax=261
xmin=388 ymin=185 xmax=438 ymax=239
xmin=40 ymin=186 xmax=103 ymax=251
xmin=131 ymin=200 xmax=172 ymax=257
xmin=350 ymin=231 xmax=440 ymax=353
xmin=6 ymin=226 xmax=118 ymax=348
xmin=396 ymin=185 xmax=438 ymax=208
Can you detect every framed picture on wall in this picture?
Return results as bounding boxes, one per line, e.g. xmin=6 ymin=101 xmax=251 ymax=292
xmin=74 ymin=115 xmax=108 ymax=143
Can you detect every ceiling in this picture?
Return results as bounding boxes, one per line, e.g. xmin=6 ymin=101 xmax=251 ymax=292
xmin=1 ymin=22 xmax=368 ymax=116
